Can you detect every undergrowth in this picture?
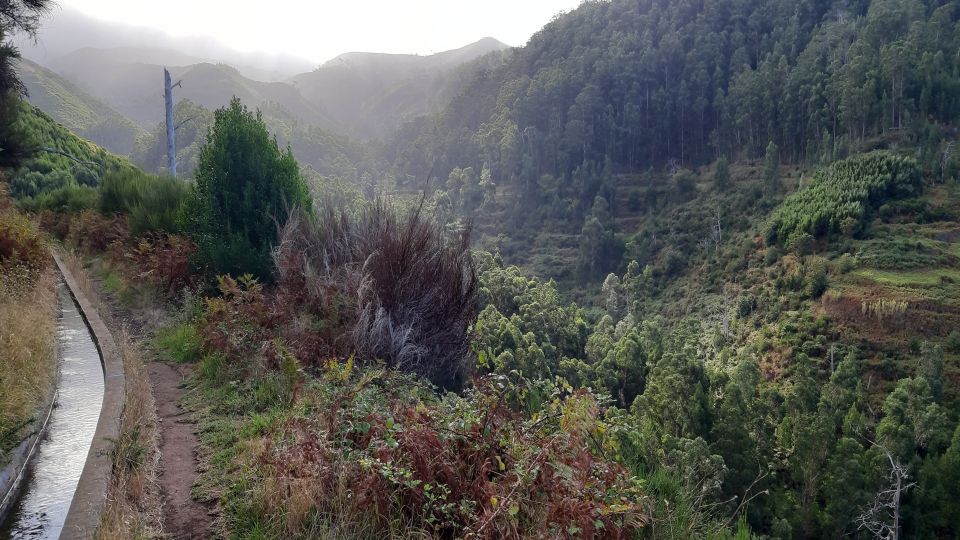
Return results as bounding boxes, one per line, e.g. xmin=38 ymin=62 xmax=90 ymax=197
xmin=0 ymin=185 xmax=56 ymax=463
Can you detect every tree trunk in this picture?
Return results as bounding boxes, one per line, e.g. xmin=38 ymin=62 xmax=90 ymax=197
xmin=164 ymin=68 xmax=177 ymax=178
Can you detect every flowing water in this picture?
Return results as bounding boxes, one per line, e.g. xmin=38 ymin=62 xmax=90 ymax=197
xmin=0 ymin=283 xmax=105 ymax=539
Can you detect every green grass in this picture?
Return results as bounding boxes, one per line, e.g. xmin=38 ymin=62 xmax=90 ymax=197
xmin=155 ymin=323 xmax=203 ymax=363
xmin=851 ymin=268 xmax=960 ymax=287
xmin=100 ymin=270 xmax=123 ymax=294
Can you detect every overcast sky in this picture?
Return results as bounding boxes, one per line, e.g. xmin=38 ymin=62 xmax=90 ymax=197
xmin=52 ymin=0 xmax=583 ymax=63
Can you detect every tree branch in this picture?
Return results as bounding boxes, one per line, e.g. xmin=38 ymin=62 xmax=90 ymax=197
xmin=175 ymin=116 xmax=196 ymax=131
xmin=36 ymin=147 xmax=99 ymax=170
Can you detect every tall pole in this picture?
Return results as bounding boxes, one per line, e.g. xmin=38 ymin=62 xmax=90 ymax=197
xmin=164 ymin=68 xmax=178 ymax=177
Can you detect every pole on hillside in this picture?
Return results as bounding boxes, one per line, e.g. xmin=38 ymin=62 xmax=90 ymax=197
xmin=164 ymin=68 xmax=182 ymax=178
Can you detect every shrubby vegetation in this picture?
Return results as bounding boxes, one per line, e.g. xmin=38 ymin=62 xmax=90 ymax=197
xmin=3 ymin=0 xmax=960 ymax=536
xmin=767 ymin=152 xmax=922 ymax=245
xmin=275 ymin=201 xmax=476 ymax=389
xmin=0 ymin=184 xmax=56 ymax=463
xmin=99 ymin=169 xmax=188 ymax=235
xmin=180 ymin=98 xmax=310 ymax=278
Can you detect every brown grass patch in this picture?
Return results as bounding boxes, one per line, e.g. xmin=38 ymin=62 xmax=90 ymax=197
xmin=96 ymin=327 xmax=162 ymax=539
xmin=0 ymin=268 xmax=57 ymax=459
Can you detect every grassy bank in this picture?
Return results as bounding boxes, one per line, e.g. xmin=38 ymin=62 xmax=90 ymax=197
xmin=0 ymin=188 xmax=57 ymax=464
xmin=0 ymin=267 xmax=57 ymax=461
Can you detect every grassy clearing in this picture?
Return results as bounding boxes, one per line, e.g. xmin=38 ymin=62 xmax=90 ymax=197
xmin=851 ymin=267 xmax=960 ymax=287
xmin=0 ymin=268 xmax=57 ymax=462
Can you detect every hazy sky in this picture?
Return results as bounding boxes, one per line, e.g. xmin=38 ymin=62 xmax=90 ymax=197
xmin=54 ymin=0 xmax=583 ymax=63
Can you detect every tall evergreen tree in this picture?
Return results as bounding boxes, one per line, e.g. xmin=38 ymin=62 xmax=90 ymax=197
xmin=181 ymin=97 xmax=310 ymax=278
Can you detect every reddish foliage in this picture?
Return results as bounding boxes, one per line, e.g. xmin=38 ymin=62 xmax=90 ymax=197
xmin=66 ymin=210 xmax=128 ymax=253
xmin=254 ymin=376 xmax=647 ymax=539
xmin=118 ymin=234 xmax=198 ymax=297
xmin=36 ymin=210 xmax=71 ymax=240
xmin=197 ymin=275 xmax=284 ymax=362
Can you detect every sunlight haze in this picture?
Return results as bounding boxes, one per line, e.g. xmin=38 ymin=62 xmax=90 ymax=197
xmin=47 ymin=0 xmax=583 ymax=63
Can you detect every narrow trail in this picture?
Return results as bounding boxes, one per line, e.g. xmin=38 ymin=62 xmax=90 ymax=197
xmin=149 ymin=361 xmax=212 ymax=539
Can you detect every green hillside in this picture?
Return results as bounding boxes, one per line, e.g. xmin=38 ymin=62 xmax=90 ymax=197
xmin=3 ymin=1 xmax=960 ymax=538
xmin=387 ymin=0 xmax=960 ymax=275
xmin=16 ymin=58 xmax=144 ymax=155
xmin=6 ymin=101 xmax=137 ymax=203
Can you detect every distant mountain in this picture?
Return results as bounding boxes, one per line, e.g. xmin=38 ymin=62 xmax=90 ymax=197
xmin=15 ymin=8 xmax=510 ymax=143
xmin=39 ymin=50 xmax=336 ymax=130
xmin=13 ymin=6 xmax=314 ymax=81
xmin=291 ymin=38 xmax=511 ymax=139
xmin=16 ymin=58 xmax=144 ymax=156
xmin=49 ymin=47 xmax=210 ymax=69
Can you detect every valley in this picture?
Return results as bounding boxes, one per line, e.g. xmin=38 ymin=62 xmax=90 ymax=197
xmin=1 ymin=0 xmax=959 ymax=538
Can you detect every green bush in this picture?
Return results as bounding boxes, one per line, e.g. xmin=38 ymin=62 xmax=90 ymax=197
xmin=17 ymin=184 xmax=98 ymax=213
xmin=156 ymin=323 xmax=202 ymax=363
xmin=947 ymin=330 xmax=960 ymax=354
xmin=99 ymin=169 xmax=187 ymax=235
xmin=786 ymin=231 xmax=815 ymax=256
xmin=806 ymin=259 xmax=828 ymax=299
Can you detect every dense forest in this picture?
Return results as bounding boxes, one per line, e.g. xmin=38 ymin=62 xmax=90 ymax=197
xmin=2 ymin=0 xmax=960 ymax=538
xmin=387 ymin=0 xmax=960 ymax=267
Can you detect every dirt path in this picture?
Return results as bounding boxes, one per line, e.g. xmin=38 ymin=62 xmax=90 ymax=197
xmin=149 ymin=361 xmax=212 ymax=539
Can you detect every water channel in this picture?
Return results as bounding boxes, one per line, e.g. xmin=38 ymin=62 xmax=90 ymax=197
xmin=0 ymin=282 xmax=105 ymax=539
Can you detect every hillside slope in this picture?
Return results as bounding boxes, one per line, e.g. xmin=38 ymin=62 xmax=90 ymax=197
xmin=383 ymin=0 xmax=960 ymax=287
xmin=16 ymin=58 xmax=145 ymax=156
xmin=43 ymin=51 xmax=335 ymax=130
xmin=292 ymin=37 xmax=510 ymax=139
xmin=131 ymin=99 xmax=382 ymax=182
xmin=15 ymin=5 xmax=314 ymax=80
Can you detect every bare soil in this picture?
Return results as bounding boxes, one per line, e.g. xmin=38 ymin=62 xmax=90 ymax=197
xmin=149 ymin=361 xmax=212 ymax=539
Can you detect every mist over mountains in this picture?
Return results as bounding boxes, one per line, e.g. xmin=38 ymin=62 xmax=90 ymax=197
xmin=13 ymin=6 xmax=315 ymax=81
xmin=14 ymin=6 xmax=511 ymax=145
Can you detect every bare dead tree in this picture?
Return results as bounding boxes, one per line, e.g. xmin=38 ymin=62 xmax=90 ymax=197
xmin=713 ymin=206 xmax=723 ymax=253
xmin=856 ymin=441 xmax=916 ymax=540
xmin=940 ymin=142 xmax=953 ymax=184
xmin=164 ymin=68 xmax=182 ymax=177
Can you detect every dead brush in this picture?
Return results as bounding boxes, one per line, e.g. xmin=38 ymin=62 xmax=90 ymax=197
xmin=96 ymin=327 xmax=163 ymax=539
xmin=252 ymin=373 xmax=648 ymax=539
xmin=274 ymin=199 xmax=477 ymax=390
xmin=0 ymin=267 xmax=56 ymax=455
xmin=0 ymin=196 xmax=56 ymax=454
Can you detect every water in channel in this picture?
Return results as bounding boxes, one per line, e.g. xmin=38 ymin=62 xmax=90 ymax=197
xmin=0 ymin=282 xmax=105 ymax=539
